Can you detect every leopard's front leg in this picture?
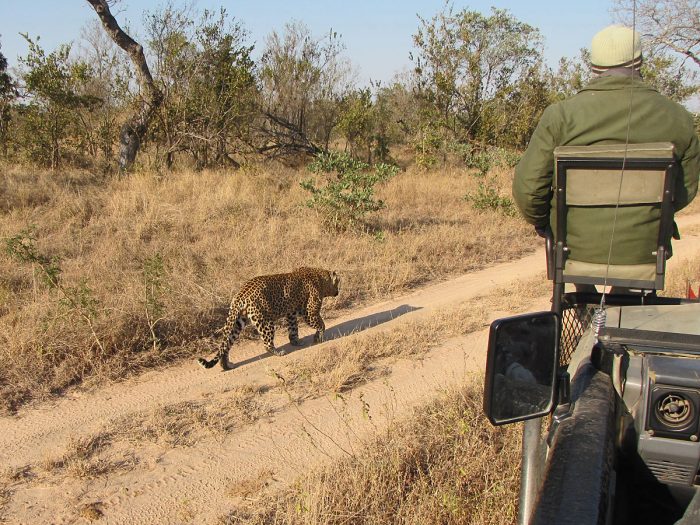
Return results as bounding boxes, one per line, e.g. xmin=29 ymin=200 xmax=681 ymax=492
xmin=303 ymin=296 xmax=326 ymax=343
xmin=287 ymin=312 xmax=304 ymax=346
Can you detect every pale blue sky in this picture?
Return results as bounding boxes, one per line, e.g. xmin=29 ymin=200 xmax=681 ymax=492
xmin=0 ymin=0 xmax=615 ymax=85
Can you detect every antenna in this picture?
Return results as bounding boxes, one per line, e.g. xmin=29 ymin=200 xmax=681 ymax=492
xmin=593 ymin=0 xmax=638 ymax=340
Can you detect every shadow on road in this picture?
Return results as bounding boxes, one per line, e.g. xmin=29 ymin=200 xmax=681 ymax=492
xmin=229 ymin=304 xmax=421 ymax=370
xmin=323 ymin=304 xmax=421 ymax=341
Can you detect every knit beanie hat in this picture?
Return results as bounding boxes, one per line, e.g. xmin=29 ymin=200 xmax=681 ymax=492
xmin=590 ymin=25 xmax=642 ymax=73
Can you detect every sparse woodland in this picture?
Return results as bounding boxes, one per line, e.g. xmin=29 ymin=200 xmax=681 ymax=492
xmin=0 ymin=2 xmax=697 ymax=173
xmin=1 ymin=1 xmax=699 ymax=523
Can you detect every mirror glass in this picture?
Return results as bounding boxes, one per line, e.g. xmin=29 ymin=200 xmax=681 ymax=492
xmin=484 ymin=312 xmax=558 ymax=425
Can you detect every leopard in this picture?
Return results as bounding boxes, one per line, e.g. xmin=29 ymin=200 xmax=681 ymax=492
xmin=198 ymin=267 xmax=340 ymax=370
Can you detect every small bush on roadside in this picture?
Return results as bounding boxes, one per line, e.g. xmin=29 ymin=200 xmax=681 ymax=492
xmin=5 ymin=227 xmax=104 ymax=352
xmin=142 ymin=252 xmax=168 ymax=351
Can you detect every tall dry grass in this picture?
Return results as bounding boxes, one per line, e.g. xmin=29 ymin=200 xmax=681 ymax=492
xmin=662 ymin=253 xmax=700 ymax=297
xmin=0 ymin=162 xmax=534 ymax=412
xmin=221 ymin=380 xmax=522 ymax=525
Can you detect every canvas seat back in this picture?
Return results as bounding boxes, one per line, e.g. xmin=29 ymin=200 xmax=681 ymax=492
xmin=549 ymin=142 xmax=676 ymax=290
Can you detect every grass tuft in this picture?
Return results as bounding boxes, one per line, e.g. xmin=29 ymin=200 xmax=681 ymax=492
xmin=111 ymin=384 xmax=271 ymax=446
xmin=39 ymin=432 xmax=137 ymax=480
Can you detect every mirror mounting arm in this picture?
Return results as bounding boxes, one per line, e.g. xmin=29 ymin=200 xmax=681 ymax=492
xmin=557 ymin=370 xmax=571 ymax=405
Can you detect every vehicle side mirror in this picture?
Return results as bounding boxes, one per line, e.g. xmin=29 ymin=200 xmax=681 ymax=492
xmin=483 ymin=311 xmax=559 ymax=425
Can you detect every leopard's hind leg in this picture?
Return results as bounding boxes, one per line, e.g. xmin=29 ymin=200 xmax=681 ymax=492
xmin=198 ymin=310 xmax=247 ymax=370
xmin=249 ymin=315 xmax=285 ymax=356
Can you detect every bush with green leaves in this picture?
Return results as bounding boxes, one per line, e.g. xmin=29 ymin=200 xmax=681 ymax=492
xmin=301 ymin=151 xmax=399 ymax=230
xmin=449 ymin=143 xmax=522 ymax=178
xmin=464 ymin=180 xmax=517 ymax=217
xmin=17 ymin=35 xmax=101 ymax=169
xmin=414 ymin=123 xmax=443 ymax=170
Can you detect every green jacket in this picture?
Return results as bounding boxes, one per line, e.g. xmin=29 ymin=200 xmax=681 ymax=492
xmin=513 ymin=73 xmax=700 ymax=264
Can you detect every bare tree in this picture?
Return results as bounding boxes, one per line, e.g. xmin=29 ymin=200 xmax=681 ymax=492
xmin=613 ymin=0 xmax=700 ymax=68
xmin=86 ymin=0 xmax=162 ymax=171
xmin=259 ymin=22 xmax=354 ymax=159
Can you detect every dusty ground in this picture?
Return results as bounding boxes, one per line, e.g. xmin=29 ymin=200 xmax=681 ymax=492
xmin=3 ymin=214 xmax=700 ymax=525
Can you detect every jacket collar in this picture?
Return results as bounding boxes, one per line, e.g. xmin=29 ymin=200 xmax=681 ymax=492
xmin=579 ymin=74 xmax=654 ymax=93
xmin=599 ymin=67 xmax=642 ymax=78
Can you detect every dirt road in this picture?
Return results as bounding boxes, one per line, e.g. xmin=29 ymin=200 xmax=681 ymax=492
xmin=3 ymin=214 xmax=700 ymax=525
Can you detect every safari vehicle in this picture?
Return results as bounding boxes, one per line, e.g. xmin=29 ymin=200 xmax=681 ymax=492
xmin=483 ymin=143 xmax=700 ymax=525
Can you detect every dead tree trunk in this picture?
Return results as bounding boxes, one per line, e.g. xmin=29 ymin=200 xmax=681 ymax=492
xmin=86 ymin=0 xmax=162 ymax=172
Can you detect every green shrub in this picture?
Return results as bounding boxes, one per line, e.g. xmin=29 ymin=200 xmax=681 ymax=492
xmin=465 ymin=181 xmax=517 ymax=217
xmin=414 ymin=124 xmax=443 ymax=170
xmin=458 ymin=146 xmax=522 ymax=178
xmin=301 ymin=151 xmax=399 ymax=231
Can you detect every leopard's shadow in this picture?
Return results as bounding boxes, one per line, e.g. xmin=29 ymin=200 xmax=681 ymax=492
xmin=322 ymin=304 xmax=421 ymax=342
xmin=229 ymin=304 xmax=421 ymax=370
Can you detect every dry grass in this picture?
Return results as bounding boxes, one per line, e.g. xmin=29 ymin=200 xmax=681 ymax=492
xmin=662 ymin=253 xmax=700 ymax=297
xmin=228 ymin=468 xmax=277 ymax=500
xmin=0 ymin=471 xmax=14 ymax=524
xmin=220 ymin=380 xmax=521 ymax=525
xmin=0 ymin=163 xmax=534 ymax=412
xmin=0 ymin=487 xmax=9 ymax=524
xmin=111 ymin=384 xmax=271 ymax=446
xmin=39 ymin=432 xmax=137 ymax=480
xmin=78 ymin=502 xmax=104 ymax=522
xmin=0 ymin=464 xmax=33 ymax=521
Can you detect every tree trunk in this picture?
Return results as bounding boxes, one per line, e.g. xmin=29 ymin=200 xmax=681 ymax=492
xmin=86 ymin=0 xmax=162 ymax=172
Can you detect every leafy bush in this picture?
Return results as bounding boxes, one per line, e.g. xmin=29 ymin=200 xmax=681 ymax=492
xmin=465 ymin=181 xmax=517 ymax=217
xmin=301 ymin=151 xmax=399 ymax=230
xmin=414 ymin=124 xmax=443 ymax=170
xmin=464 ymin=149 xmax=493 ymax=178
xmin=450 ymin=144 xmax=522 ymax=178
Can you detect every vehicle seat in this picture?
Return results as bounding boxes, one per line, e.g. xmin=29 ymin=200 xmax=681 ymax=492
xmin=547 ymin=142 xmax=677 ymax=292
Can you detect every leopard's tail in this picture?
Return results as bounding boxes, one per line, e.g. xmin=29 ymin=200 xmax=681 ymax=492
xmin=198 ymin=310 xmax=247 ymax=370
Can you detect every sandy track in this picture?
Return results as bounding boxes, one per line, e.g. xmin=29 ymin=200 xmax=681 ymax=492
xmin=3 ymin=214 xmax=700 ymax=525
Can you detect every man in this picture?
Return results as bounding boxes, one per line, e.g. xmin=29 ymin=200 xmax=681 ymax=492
xmin=513 ymin=25 xmax=700 ymax=268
